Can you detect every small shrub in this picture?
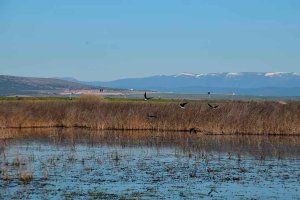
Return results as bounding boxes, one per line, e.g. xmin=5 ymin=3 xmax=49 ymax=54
xmin=19 ymin=172 xmax=33 ymax=183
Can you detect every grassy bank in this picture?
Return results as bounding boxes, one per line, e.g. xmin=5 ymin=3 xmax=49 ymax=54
xmin=0 ymin=96 xmax=299 ymax=135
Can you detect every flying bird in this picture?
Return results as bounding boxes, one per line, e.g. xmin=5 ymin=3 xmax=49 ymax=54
xmin=208 ymin=103 xmax=219 ymax=109
xmin=189 ymin=128 xmax=197 ymax=134
xmin=207 ymin=91 xmax=211 ymax=99
xmin=144 ymin=92 xmax=153 ymax=101
xmin=180 ymin=102 xmax=188 ymax=109
xmin=208 ymin=188 xmax=218 ymax=196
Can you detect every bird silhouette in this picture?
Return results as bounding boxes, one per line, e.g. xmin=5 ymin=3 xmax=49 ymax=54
xmin=189 ymin=128 xmax=197 ymax=134
xmin=208 ymin=103 xmax=219 ymax=109
xmin=147 ymin=114 xmax=157 ymax=119
xmin=207 ymin=91 xmax=211 ymax=99
xmin=180 ymin=102 xmax=188 ymax=109
xmin=144 ymin=92 xmax=153 ymax=100
xmin=208 ymin=188 xmax=217 ymax=196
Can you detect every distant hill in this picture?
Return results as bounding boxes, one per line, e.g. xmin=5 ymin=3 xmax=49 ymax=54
xmin=62 ymin=72 xmax=300 ymax=96
xmin=0 ymin=75 xmax=99 ymax=96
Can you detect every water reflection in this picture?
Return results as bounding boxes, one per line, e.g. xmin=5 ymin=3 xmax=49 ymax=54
xmin=1 ymin=128 xmax=300 ymax=158
xmin=1 ymin=128 xmax=300 ymax=199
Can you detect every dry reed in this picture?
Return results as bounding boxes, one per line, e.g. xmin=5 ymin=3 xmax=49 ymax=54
xmin=19 ymin=172 xmax=33 ymax=183
xmin=0 ymin=98 xmax=299 ymax=135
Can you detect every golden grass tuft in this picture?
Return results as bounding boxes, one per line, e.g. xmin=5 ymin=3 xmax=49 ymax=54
xmin=19 ymin=172 xmax=33 ymax=183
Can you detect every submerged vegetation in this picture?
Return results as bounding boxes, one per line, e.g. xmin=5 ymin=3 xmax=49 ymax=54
xmin=1 ymin=129 xmax=300 ymax=199
xmin=0 ymin=96 xmax=299 ymax=135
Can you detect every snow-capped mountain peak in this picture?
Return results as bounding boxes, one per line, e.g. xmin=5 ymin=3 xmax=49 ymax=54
xmin=59 ymin=71 xmax=300 ymax=96
xmin=226 ymin=72 xmax=242 ymax=77
xmin=174 ymin=72 xmax=299 ymax=78
xmin=174 ymin=72 xmax=204 ymax=78
xmin=264 ymin=72 xmax=290 ymax=77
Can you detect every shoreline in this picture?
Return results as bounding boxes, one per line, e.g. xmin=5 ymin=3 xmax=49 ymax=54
xmin=1 ymin=127 xmax=300 ymax=136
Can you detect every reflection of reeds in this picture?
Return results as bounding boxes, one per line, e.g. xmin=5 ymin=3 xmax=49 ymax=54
xmin=1 ymin=168 xmax=11 ymax=181
xmin=40 ymin=161 xmax=49 ymax=180
xmin=67 ymin=153 xmax=76 ymax=163
xmin=12 ymin=156 xmax=25 ymax=168
xmin=1 ymin=128 xmax=300 ymax=158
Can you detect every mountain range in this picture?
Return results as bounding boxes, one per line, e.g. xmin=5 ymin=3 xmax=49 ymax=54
xmin=0 ymin=75 xmax=99 ymax=96
xmin=62 ymin=72 xmax=300 ymax=96
xmin=1 ymin=72 xmax=300 ymax=97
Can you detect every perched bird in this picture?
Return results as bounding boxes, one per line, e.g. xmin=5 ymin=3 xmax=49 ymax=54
xmin=189 ymin=128 xmax=197 ymax=134
xmin=180 ymin=102 xmax=188 ymax=109
xmin=144 ymin=92 xmax=153 ymax=101
xmin=208 ymin=103 xmax=219 ymax=109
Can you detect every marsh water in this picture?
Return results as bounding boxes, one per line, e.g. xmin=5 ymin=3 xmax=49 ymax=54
xmin=0 ymin=129 xmax=300 ymax=199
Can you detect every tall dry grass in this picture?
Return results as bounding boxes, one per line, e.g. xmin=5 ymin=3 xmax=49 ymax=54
xmin=0 ymin=97 xmax=299 ymax=135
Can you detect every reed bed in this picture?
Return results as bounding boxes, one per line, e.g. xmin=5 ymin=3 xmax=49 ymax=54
xmin=0 ymin=97 xmax=299 ymax=135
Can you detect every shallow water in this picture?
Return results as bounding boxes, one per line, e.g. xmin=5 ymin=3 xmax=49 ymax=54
xmin=0 ymin=129 xmax=300 ymax=199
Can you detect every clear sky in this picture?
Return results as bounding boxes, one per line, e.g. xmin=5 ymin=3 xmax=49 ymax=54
xmin=0 ymin=0 xmax=300 ymax=81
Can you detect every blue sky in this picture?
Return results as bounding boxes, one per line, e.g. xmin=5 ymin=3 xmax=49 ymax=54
xmin=0 ymin=0 xmax=300 ymax=81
